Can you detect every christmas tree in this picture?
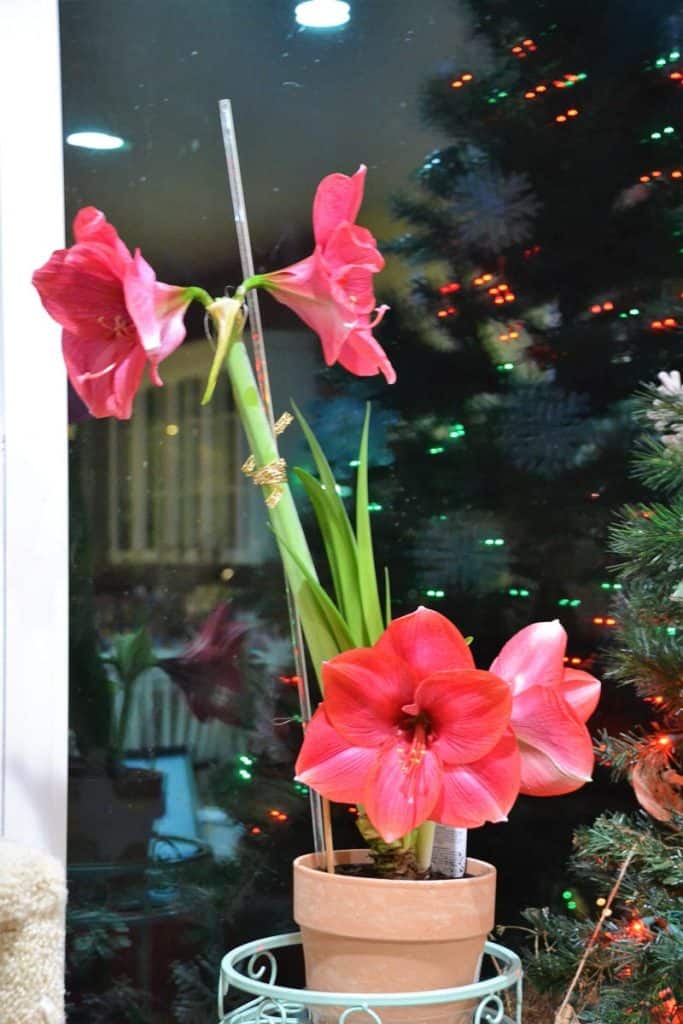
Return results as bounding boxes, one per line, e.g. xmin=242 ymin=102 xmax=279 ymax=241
xmin=521 ymin=372 xmax=683 ymax=1023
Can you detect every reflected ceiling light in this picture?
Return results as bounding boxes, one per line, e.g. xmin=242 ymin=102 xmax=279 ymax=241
xmin=66 ymin=131 xmax=125 ymax=151
xmin=295 ymin=0 xmax=350 ymax=28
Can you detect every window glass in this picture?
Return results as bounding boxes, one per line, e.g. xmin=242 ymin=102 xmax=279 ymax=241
xmin=60 ymin=1 xmax=682 ymax=1018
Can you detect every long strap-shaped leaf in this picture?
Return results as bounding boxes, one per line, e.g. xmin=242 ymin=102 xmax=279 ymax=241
xmin=356 ymin=405 xmax=385 ymax=643
xmin=292 ymin=402 xmax=367 ymax=643
xmin=293 ymin=468 xmax=365 ymax=648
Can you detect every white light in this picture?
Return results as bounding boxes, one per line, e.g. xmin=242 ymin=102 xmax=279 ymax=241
xmin=295 ymin=0 xmax=350 ymax=28
xmin=66 ymin=131 xmax=125 ymax=151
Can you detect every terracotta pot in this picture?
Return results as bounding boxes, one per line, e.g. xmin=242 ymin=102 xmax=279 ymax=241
xmin=293 ymin=848 xmax=496 ymax=1024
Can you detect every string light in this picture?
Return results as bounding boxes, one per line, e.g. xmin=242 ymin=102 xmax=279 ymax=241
xmin=558 ymin=598 xmax=582 ymax=607
xmin=473 ymin=273 xmax=494 ymax=286
xmin=437 ymin=306 xmax=458 ymax=318
xmin=590 ymin=301 xmax=615 ymax=314
xmin=523 ymin=244 xmax=542 ymax=258
xmin=556 ymin=108 xmax=580 ymax=123
xmin=439 ymin=281 xmax=461 ymax=294
xmin=279 ymin=674 xmax=303 ymax=686
xmin=496 ymin=362 xmax=515 ymax=372
xmin=424 ymin=588 xmax=445 ymax=598
xmin=483 ymin=537 xmax=505 ymax=546
xmin=449 ymin=423 xmax=466 ymax=438
xmin=368 ymin=502 xmax=383 ymax=512
xmin=508 ymin=587 xmax=530 ymax=597
xmin=428 ymin=446 xmax=445 ymax=455
xmin=512 ymin=38 xmax=537 ymax=57
xmin=450 ymin=73 xmax=473 ymax=89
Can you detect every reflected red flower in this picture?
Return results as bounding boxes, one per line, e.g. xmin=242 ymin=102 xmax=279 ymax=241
xmin=32 ymin=207 xmax=190 ymax=419
xmin=161 ymin=604 xmax=250 ymax=726
xmin=295 ymin=608 xmax=519 ymax=842
xmin=261 ymin=166 xmax=396 ymax=384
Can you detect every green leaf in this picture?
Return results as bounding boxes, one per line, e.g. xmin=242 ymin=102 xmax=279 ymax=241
xmin=271 ymin=523 xmax=355 ymax=656
xmin=384 ymin=566 xmax=392 ymax=628
xmin=291 ymin=402 xmax=365 ymax=642
xmin=356 ymin=404 xmax=385 ymax=643
xmin=108 ymin=627 xmax=157 ymax=686
xmin=293 ymin=467 xmax=365 ymax=647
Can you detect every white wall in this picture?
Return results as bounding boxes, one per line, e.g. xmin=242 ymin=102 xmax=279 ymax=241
xmin=0 ymin=0 xmax=68 ymax=862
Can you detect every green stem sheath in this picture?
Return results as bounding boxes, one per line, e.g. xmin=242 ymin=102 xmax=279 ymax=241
xmin=415 ymin=820 xmax=436 ymax=873
xmin=206 ymin=297 xmax=335 ymax=683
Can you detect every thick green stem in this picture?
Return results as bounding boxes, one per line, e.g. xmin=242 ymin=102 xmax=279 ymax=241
xmin=415 ymin=820 xmax=436 ymax=873
xmin=207 ymin=297 xmax=337 ymax=682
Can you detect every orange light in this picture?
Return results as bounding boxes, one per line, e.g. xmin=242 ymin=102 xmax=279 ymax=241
xmin=499 ymin=283 xmax=509 ymax=291
xmin=605 ymin=617 xmax=616 ymax=626
xmin=523 ymin=39 xmax=534 ymax=46
xmin=556 ymin=114 xmax=568 ymax=123
xmin=473 ymin=276 xmax=483 ymax=286
xmin=567 ymin=108 xmax=579 ymax=117
xmin=593 ymin=617 xmax=604 ymax=625
xmin=279 ymin=674 xmax=302 ymax=686
xmin=505 ymin=293 xmax=516 ymax=302
xmin=494 ymin=296 xmax=505 ymax=305
xmin=537 ymin=84 xmax=547 ymax=93
xmin=640 ymin=175 xmax=651 ymax=182
xmin=664 ymin=317 xmax=678 ymax=326
xmin=439 ymin=282 xmax=461 ymax=294
xmin=651 ymin=320 xmax=664 ymax=329
xmin=250 ymin=826 xmax=262 ymax=835
xmin=510 ymin=331 xmax=519 ymax=339
xmin=452 ymin=80 xmax=463 ymax=88
xmin=653 ymin=696 xmax=665 ymax=704
xmin=268 ymin=809 xmax=282 ymax=818
xmin=482 ymin=273 xmax=493 ymax=282
xmin=347 ymin=805 xmax=358 ymax=813
xmin=590 ymin=304 xmax=602 ymax=314
xmin=525 ymin=91 xmax=536 ymax=99
xmin=671 ymin=71 xmax=683 ymax=79
xmin=512 ymin=46 xmax=523 ymax=53
xmin=489 ymin=286 xmax=499 ymax=294
xmin=652 ymin=170 xmax=663 ymax=177
xmin=553 ymin=80 xmax=566 ymax=88
xmin=672 ymin=170 xmax=683 ymax=178
xmin=571 ymin=657 xmax=582 ymax=665
xmin=437 ymin=310 xmax=448 ymax=318
xmin=658 ymin=735 xmax=672 ymax=746
xmin=462 ymin=73 xmax=473 ymax=81
xmin=602 ymin=301 xmax=614 ymax=311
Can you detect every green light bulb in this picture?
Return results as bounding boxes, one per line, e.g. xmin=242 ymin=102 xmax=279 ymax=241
xmin=664 ymin=126 xmax=675 ymax=134
xmin=562 ymin=890 xmax=573 ymax=900
xmin=567 ymin=900 xmax=577 ymax=910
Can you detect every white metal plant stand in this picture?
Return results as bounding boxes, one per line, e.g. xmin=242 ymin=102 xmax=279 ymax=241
xmin=218 ymin=932 xmax=523 ymax=1024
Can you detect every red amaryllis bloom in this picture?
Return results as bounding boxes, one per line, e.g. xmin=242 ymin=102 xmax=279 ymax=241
xmin=490 ymin=620 xmax=601 ymax=797
xmin=161 ymin=604 xmax=250 ymax=726
xmin=32 ymin=207 xmax=190 ymax=419
xmin=261 ymin=166 xmax=396 ymax=384
xmin=295 ymin=608 xmax=519 ymax=842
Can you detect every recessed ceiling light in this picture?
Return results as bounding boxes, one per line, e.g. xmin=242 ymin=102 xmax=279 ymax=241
xmin=66 ymin=131 xmax=125 ymax=151
xmin=295 ymin=0 xmax=350 ymax=28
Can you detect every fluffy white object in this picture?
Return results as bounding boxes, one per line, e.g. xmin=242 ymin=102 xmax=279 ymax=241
xmin=0 ymin=839 xmax=66 ymax=1023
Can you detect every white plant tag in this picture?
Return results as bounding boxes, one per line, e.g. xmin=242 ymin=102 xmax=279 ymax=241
xmin=431 ymin=825 xmax=467 ymax=877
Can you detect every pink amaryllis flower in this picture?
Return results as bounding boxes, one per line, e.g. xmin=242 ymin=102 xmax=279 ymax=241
xmin=295 ymin=607 xmax=520 ymax=842
xmin=160 ymin=603 xmax=250 ymax=726
xmin=490 ymin=620 xmax=601 ymax=797
xmin=260 ymin=166 xmax=396 ymax=384
xmin=32 ymin=207 xmax=191 ymax=419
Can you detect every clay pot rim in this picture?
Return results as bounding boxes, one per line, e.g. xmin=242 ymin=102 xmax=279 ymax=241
xmin=294 ymin=849 xmax=495 ymax=888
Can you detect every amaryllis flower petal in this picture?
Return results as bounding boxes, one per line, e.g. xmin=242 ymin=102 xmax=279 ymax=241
xmin=415 ymin=669 xmax=512 ymax=765
xmin=62 ymin=330 xmax=147 ymax=419
xmin=490 ymin=620 xmax=567 ymax=696
xmin=73 ymin=206 xmax=131 ymax=272
xmin=295 ymin=707 xmax=377 ymax=802
xmin=322 ymin=647 xmax=414 ymax=747
xmin=512 ymin=685 xmax=594 ymax=795
xmin=336 ymin=311 xmax=397 ymax=384
xmin=375 ymin=607 xmax=475 ymax=681
xmin=262 ymin=167 xmax=395 ymax=384
xmin=561 ymin=668 xmax=601 ymax=723
xmin=313 ymin=166 xmax=366 ymax=248
xmin=431 ymin=729 xmax=521 ymax=828
xmin=363 ymin=740 xmax=442 ymax=843
xmin=33 ymin=207 xmax=191 ymax=420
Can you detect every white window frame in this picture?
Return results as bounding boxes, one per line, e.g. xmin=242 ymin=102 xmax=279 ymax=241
xmin=0 ymin=0 xmax=68 ymax=863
